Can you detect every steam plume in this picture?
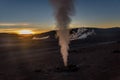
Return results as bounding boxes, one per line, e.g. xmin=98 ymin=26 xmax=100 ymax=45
xmin=50 ymin=0 xmax=74 ymax=66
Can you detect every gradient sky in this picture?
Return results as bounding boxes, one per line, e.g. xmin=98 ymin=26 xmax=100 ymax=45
xmin=0 ymin=0 xmax=120 ymax=33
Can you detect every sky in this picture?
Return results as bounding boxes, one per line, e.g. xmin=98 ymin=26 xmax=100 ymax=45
xmin=0 ymin=0 xmax=120 ymax=33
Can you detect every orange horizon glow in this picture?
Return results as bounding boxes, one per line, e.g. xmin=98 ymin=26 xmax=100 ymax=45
xmin=17 ymin=30 xmax=34 ymax=35
xmin=0 ymin=26 xmax=119 ymax=34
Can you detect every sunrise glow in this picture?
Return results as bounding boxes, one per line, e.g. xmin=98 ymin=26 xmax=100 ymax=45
xmin=18 ymin=30 xmax=34 ymax=35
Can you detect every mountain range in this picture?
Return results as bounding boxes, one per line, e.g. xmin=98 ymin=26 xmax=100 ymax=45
xmin=0 ymin=27 xmax=120 ymax=43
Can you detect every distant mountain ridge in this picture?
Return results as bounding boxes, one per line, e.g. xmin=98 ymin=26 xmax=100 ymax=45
xmin=0 ymin=27 xmax=120 ymax=43
xmin=34 ymin=27 xmax=120 ymax=40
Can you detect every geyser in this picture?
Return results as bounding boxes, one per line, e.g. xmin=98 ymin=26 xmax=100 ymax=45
xmin=50 ymin=0 xmax=75 ymax=67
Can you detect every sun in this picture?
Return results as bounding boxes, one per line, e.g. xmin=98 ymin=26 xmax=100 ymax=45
xmin=18 ymin=30 xmax=34 ymax=35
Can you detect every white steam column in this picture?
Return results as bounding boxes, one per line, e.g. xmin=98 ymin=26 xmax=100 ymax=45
xmin=50 ymin=0 xmax=75 ymax=67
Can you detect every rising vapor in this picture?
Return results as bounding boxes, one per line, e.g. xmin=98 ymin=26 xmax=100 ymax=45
xmin=50 ymin=0 xmax=75 ymax=66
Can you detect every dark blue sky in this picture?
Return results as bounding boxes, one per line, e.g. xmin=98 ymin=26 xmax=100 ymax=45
xmin=0 ymin=0 xmax=120 ymax=33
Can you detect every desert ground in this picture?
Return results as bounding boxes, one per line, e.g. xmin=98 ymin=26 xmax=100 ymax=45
xmin=0 ymin=38 xmax=120 ymax=80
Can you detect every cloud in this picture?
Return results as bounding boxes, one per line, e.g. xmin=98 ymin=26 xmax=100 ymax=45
xmin=0 ymin=23 xmax=30 ymax=26
xmin=0 ymin=23 xmax=52 ymax=33
xmin=0 ymin=23 xmax=51 ymax=28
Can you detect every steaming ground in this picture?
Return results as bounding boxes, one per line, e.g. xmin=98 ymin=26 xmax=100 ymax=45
xmin=0 ymin=38 xmax=120 ymax=80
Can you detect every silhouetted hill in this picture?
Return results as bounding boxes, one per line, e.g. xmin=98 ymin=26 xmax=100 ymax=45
xmin=0 ymin=27 xmax=120 ymax=43
xmin=34 ymin=30 xmax=56 ymax=39
xmin=86 ymin=27 xmax=120 ymax=43
xmin=33 ymin=27 xmax=120 ymax=43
